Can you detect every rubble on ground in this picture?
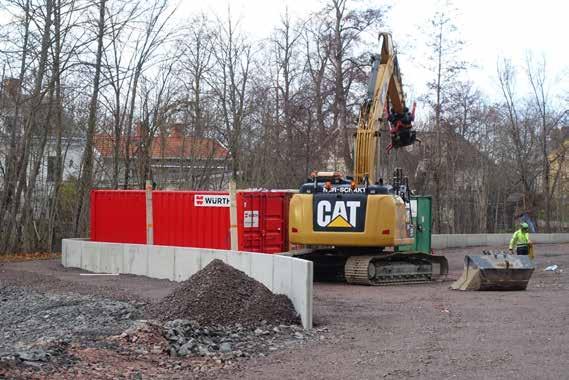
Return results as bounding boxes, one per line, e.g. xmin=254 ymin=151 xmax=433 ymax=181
xmin=116 ymin=319 xmax=324 ymax=363
xmin=149 ymin=259 xmax=300 ymax=327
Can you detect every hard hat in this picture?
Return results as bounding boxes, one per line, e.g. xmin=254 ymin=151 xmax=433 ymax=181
xmin=521 ymin=222 xmax=529 ymax=229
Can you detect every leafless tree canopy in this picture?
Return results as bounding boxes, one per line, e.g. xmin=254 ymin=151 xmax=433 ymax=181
xmin=0 ymin=0 xmax=567 ymax=253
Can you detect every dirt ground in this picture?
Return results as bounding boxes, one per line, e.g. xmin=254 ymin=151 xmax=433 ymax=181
xmin=1 ymin=243 xmax=568 ymax=379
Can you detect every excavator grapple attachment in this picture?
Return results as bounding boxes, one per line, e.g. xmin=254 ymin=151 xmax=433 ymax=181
xmin=451 ymin=252 xmax=534 ymax=291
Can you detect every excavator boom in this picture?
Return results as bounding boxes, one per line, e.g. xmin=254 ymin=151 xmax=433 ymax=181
xmin=354 ymin=32 xmax=414 ymax=185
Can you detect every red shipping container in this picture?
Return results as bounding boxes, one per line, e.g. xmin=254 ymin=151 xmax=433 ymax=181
xmin=90 ymin=189 xmax=292 ymax=254
xmin=90 ymin=190 xmax=147 ymax=244
xmin=152 ymin=191 xmax=231 ymax=249
xmin=237 ymin=191 xmax=292 ymax=254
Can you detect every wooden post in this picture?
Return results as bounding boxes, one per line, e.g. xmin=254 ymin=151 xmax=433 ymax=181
xmin=229 ymin=179 xmax=238 ymax=250
xmin=145 ymin=180 xmax=154 ymax=245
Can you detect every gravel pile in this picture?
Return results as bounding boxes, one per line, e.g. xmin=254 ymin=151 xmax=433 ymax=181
xmin=0 ymin=285 xmax=141 ymax=362
xmin=150 ymin=259 xmax=299 ymax=327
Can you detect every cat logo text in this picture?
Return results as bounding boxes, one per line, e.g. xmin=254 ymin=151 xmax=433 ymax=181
xmin=316 ymin=200 xmax=360 ymax=228
xmin=313 ymin=194 xmax=366 ymax=232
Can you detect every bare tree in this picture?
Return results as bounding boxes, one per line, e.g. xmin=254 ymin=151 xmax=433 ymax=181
xmin=73 ymin=0 xmax=107 ymax=236
xmin=99 ymin=0 xmax=143 ymax=189
xmin=122 ymin=0 xmax=174 ymax=189
xmin=2 ymin=0 xmax=55 ymax=252
xmin=210 ymin=9 xmax=253 ymax=183
xmin=325 ymin=0 xmax=385 ymax=172
xmin=422 ymin=1 xmax=467 ymax=232
xmin=526 ymin=54 xmax=569 ymax=232
xmin=0 ymin=0 xmax=31 ymax=234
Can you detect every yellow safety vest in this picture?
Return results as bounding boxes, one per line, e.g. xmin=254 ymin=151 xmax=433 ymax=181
xmin=509 ymin=229 xmax=529 ymax=250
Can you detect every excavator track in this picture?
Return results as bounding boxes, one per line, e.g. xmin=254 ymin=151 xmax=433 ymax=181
xmin=300 ymin=250 xmax=448 ymax=286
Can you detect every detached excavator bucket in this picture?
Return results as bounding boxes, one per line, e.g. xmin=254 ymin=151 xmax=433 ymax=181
xmin=451 ymin=252 xmax=534 ymax=291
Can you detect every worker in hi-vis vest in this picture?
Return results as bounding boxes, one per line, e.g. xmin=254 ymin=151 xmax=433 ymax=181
xmin=509 ymin=222 xmax=533 ymax=258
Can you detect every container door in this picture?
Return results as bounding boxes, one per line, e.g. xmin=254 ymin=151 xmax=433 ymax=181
xmin=239 ymin=192 xmax=263 ymax=252
xmin=413 ymin=196 xmax=432 ymax=253
xmin=261 ymin=193 xmax=287 ymax=253
xmin=238 ymin=192 xmax=289 ymax=254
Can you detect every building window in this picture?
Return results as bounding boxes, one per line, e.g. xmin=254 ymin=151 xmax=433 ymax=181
xmin=47 ymin=156 xmax=56 ymax=182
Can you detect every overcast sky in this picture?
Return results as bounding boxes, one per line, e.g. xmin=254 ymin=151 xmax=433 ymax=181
xmin=2 ymin=0 xmax=564 ymax=111
xmin=177 ymin=0 xmax=568 ymax=108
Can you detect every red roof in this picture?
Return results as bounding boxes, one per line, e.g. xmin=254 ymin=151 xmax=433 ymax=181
xmin=93 ymin=133 xmax=228 ymax=160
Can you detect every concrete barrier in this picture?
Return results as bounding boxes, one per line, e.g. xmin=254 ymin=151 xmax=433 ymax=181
xmin=148 ymin=245 xmax=175 ymax=280
xmin=433 ymin=233 xmax=569 ymax=249
xmin=124 ymin=244 xmax=149 ymax=276
xmin=62 ymin=239 xmax=313 ymax=329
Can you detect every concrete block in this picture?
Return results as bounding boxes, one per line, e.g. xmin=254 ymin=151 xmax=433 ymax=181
xmin=123 ymin=244 xmax=149 ymax=276
xmin=82 ymin=242 xmax=101 ymax=272
xmin=200 ymin=249 xmax=228 ymax=269
xmin=148 ymin=245 xmax=175 ymax=280
xmin=466 ymin=234 xmax=487 ymax=247
xmin=227 ymin=251 xmax=252 ymax=276
xmin=291 ymin=258 xmax=313 ymax=329
xmin=552 ymin=233 xmax=569 ymax=244
xmin=272 ymin=255 xmax=293 ymax=296
xmin=63 ymin=239 xmax=82 ymax=268
xmin=431 ymin=235 xmax=447 ymax=250
xmin=174 ymin=247 xmax=202 ymax=282
xmin=250 ymin=253 xmax=274 ymax=291
xmin=532 ymin=234 xmax=544 ymax=244
xmin=62 ymin=240 xmax=68 ymax=267
xmin=445 ymin=234 xmax=463 ymax=248
xmin=99 ymin=243 xmax=123 ymax=274
xmin=532 ymin=234 xmax=549 ymax=244
xmin=486 ymin=234 xmax=508 ymax=247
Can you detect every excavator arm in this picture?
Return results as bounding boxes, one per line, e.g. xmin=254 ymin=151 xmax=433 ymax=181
xmin=353 ymin=32 xmax=415 ymax=185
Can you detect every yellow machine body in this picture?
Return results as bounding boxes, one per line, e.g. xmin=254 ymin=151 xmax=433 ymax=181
xmin=289 ymin=192 xmax=413 ymax=247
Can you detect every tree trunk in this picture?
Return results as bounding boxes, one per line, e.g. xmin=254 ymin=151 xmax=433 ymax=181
xmin=74 ymin=0 xmax=107 ymax=236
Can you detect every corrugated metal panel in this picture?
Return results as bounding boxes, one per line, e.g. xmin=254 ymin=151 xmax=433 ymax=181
xmin=90 ymin=190 xmax=146 ymax=244
xmin=237 ymin=191 xmax=291 ymax=254
xmin=153 ymin=191 xmax=231 ymax=249
xmin=90 ymin=189 xmax=291 ymax=254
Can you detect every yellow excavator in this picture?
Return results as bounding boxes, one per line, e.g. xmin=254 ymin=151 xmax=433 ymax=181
xmin=288 ymin=33 xmax=448 ymax=285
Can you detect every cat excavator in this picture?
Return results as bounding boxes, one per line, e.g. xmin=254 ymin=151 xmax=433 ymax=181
xmin=288 ymin=33 xmax=449 ymax=285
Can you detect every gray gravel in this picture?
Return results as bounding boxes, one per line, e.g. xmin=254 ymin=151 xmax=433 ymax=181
xmin=0 ymin=285 xmax=142 ymax=360
xmin=160 ymin=319 xmax=324 ymax=361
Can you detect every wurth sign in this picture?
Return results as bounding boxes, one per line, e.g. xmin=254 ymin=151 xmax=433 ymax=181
xmin=194 ymin=194 xmax=230 ymax=207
